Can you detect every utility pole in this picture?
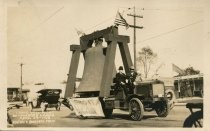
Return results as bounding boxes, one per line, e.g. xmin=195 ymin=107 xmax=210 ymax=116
xmin=20 ymin=63 xmax=24 ymax=101
xmin=127 ymin=6 xmax=143 ymax=71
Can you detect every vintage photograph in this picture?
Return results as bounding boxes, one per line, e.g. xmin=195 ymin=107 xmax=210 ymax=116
xmin=2 ymin=0 xmax=209 ymax=129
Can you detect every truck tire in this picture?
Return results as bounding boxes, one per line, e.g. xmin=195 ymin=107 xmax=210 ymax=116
xmin=129 ymin=98 xmax=144 ymax=121
xmin=183 ymin=110 xmax=203 ymax=127
xmin=155 ymin=101 xmax=169 ymax=117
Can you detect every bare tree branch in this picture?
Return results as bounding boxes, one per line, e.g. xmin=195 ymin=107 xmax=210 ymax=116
xmin=137 ymin=46 xmax=158 ymax=78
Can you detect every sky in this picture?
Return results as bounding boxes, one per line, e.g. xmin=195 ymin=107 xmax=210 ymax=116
xmin=6 ymin=0 xmax=207 ymax=92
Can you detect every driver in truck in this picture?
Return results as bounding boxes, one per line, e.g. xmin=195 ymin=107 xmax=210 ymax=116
xmin=126 ymin=66 xmax=138 ymax=94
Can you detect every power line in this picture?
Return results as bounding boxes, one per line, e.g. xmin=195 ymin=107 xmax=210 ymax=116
xmin=9 ymin=6 xmax=64 ymax=44
xmin=32 ymin=6 xmax=64 ymax=31
xmin=131 ymin=7 xmax=202 ymax=12
xmin=84 ymin=16 xmax=116 ymax=32
xmin=137 ymin=20 xmax=203 ymax=44
xmin=84 ymin=8 xmax=131 ymax=32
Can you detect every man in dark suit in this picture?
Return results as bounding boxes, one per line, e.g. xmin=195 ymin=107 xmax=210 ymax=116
xmin=113 ymin=66 xmax=127 ymax=94
xmin=126 ymin=66 xmax=138 ymax=94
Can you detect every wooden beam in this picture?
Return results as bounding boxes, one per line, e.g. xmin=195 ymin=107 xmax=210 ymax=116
xmin=129 ymin=25 xmax=143 ymax=29
xmin=70 ymin=45 xmax=81 ymax=51
xmin=99 ymin=40 xmax=117 ymax=97
xmin=120 ymin=24 xmax=143 ymax=29
xmin=118 ymin=42 xmax=133 ymax=74
xmin=127 ymin=13 xmax=143 ymax=18
xmin=80 ymin=26 xmax=118 ymax=51
xmin=65 ymin=48 xmax=81 ymax=97
xmin=104 ymin=35 xmax=130 ymax=43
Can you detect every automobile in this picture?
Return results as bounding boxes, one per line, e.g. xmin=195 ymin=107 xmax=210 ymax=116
xmin=103 ymin=79 xmax=173 ymax=120
xmin=183 ymin=102 xmax=203 ymax=127
xmin=29 ymin=89 xmax=62 ymax=111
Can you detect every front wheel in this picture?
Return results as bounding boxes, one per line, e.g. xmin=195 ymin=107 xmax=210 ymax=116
xmin=129 ymin=98 xmax=144 ymax=121
xmin=155 ymin=101 xmax=169 ymax=117
xmin=183 ymin=110 xmax=203 ymax=127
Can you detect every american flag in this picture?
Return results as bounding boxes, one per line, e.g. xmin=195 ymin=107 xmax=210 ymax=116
xmin=114 ymin=11 xmax=130 ymax=29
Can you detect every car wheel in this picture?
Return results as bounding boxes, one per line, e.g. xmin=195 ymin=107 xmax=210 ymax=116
xmin=155 ymin=101 xmax=169 ymax=117
xmin=129 ymin=98 xmax=144 ymax=121
xmin=183 ymin=110 xmax=203 ymax=127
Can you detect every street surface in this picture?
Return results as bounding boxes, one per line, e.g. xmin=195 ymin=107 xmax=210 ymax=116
xmin=8 ymin=104 xmax=193 ymax=128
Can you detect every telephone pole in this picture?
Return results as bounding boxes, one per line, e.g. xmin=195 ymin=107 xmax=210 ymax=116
xmin=20 ymin=63 xmax=24 ymax=101
xmin=127 ymin=6 xmax=143 ymax=71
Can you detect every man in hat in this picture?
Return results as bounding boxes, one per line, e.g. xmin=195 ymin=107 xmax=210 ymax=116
xmin=113 ymin=66 xmax=127 ymax=94
xmin=126 ymin=66 xmax=138 ymax=94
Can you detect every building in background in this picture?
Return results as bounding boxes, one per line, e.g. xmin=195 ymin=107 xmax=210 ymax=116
xmin=173 ymin=74 xmax=203 ymax=98
xmin=7 ymin=87 xmax=30 ymax=102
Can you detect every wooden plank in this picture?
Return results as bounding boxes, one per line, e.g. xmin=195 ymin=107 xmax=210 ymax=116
xmin=99 ymin=40 xmax=117 ymax=97
xmin=70 ymin=45 xmax=81 ymax=51
xmin=64 ymin=50 xmax=81 ymax=97
xmin=104 ymin=35 xmax=130 ymax=43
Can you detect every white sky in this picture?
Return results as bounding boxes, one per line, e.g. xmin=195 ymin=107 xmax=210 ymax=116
xmin=6 ymin=0 xmax=207 ymax=90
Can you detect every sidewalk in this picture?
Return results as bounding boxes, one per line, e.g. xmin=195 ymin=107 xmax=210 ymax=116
xmin=174 ymin=97 xmax=203 ymax=106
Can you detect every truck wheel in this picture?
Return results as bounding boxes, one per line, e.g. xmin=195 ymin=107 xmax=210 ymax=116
xmin=129 ymin=98 xmax=144 ymax=121
xmin=183 ymin=110 xmax=203 ymax=127
xmin=155 ymin=101 xmax=169 ymax=117
xmin=103 ymin=108 xmax=113 ymax=118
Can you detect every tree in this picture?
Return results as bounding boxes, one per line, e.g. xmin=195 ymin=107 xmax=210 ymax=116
xmin=137 ymin=46 xmax=157 ymax=78
xmin=174 ymin=66 xmax=200 ymax=77
xmin=184 ymin=66 xmax=200 ymax=75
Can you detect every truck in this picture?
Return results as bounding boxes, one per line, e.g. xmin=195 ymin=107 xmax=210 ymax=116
xmin=102 ymin=79 xmax=173 ymax=120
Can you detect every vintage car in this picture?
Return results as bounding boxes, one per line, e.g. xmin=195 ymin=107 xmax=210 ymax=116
xmin=30 ymin=89 xmax=62 ymax=111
